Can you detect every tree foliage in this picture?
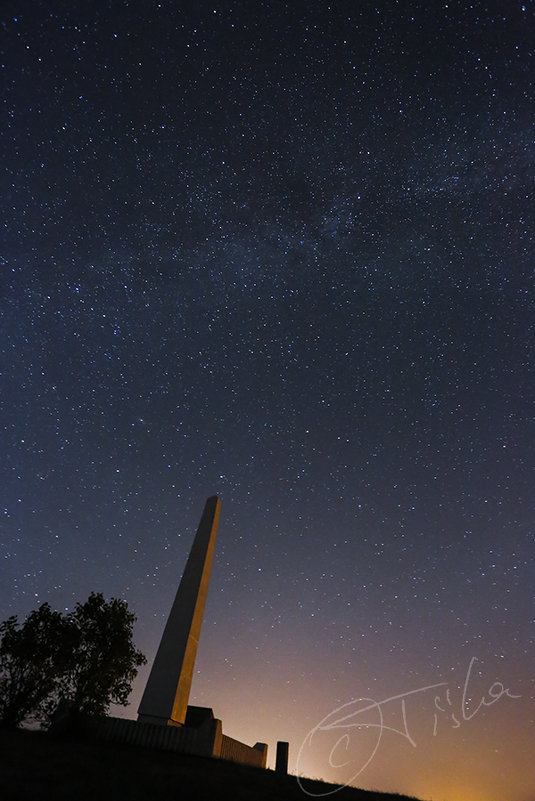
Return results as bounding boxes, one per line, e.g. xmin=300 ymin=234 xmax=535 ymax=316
xmin=0 ymin=603 xmax=69 ymax=728
xmin=0 ymin=593 xmax=146 ymax=728
xmin=54 ymin=592 xmax=146 ymax=717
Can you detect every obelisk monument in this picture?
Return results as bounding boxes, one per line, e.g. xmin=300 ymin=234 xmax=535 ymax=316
xmin=138 ymin=495 xmax=221 ymax=726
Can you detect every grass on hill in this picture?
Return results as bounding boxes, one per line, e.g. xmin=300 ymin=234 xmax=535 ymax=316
xmin=0 ymin=727 xmax=424 ymax=801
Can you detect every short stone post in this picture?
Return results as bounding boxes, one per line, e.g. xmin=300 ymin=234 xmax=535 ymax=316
xmin=276 ymin=740 xmax=289 ymax=774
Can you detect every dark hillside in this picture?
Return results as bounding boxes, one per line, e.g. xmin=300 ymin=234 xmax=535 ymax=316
xmin=1 ymin=729 xmax=424 ymax=801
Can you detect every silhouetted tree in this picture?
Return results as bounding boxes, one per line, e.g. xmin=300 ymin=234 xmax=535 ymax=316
xmin=51 ymin=592 xmax=146 ymax=719
xmin=0 ymin=603 xmax=70 ymax=728
xmin=0 ymin=593 xmax=146 ymax=728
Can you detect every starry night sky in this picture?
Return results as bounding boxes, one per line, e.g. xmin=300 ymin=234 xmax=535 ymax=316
xmin=1 ymin=2 xmax=534 ymax=799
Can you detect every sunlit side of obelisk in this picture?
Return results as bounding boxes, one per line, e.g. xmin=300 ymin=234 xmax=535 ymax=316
xmin=138 ymin=495 xmax=221 ymax=726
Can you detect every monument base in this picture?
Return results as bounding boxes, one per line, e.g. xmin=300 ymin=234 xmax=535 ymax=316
xmin=96 ymin=706 xmax=268 ymax=768
xmin=137 ymin=714 xmax=183 ymax=727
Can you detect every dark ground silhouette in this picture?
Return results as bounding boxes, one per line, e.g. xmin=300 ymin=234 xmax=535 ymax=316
xmin=1 ymin=728 xmax=424 ymax=801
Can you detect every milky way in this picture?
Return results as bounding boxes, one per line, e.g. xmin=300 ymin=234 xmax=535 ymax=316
xmin=2 ymin=3 xmax=534 ymax=800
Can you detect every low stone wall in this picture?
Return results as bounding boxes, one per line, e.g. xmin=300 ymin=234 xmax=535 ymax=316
xmin=95 ymin=716 xmax=222 ymax=759
xmin=94 ymin=716 xmax=268 ymax=769
xmin=220 ymin=734 xmax=268 ymax=768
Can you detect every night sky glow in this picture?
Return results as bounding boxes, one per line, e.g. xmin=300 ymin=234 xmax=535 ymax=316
xmin=2 ymin=2 xmax=534 ymax=800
